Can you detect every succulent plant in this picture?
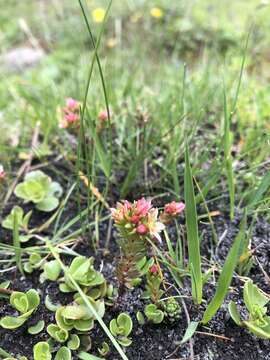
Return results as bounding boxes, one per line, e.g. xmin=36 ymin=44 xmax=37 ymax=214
xmin=98 ymin=341 xmax=110 ymax=356
xmin=161 ymin=297 xmax=181 ymax=323
xmin=2 ymin=206 xmax=32 ymax=232
xmin=142 ymin=264 xmax=164 ymax=303
xmin=2 ymin=206 xmax=34 ymax=243
xmin=24 ymin=253 xmax=42 ymax=273
xmin=111 ymin=198 xmax=164 ymax=290
xmin=59 ymin=256 xmax=105 ymax=293
xmin=229 ymin=280 xmax=270 ymax=339
xmin=144 ymin=303 xmax=164 ymax=324
xmin=56 ymin=299 xmax=104 ymax=332
xmin=109 ymin=313 xmax=133 ymax=346
xmin=47 ymin=323 xmax=69 ymax=343
xmin=14 ymin=170 xmax=62 ymax=212
xmin=0 ymin=289 xmax=40 ymax=329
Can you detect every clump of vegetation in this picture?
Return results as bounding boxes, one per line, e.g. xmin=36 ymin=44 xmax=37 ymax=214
xmin=14 ymin=171 xmax=62 ymax=212
xmin=0 ymin=289 xmax=40 ymax=329
xmin=1 ymin=0 xmax=270 ymax=359
xmin=229 ymin=280 xmax=270 ymax=339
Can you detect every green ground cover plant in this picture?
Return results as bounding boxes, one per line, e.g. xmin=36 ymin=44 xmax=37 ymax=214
xmin=0 ymin=0 xmax=270 ymax=359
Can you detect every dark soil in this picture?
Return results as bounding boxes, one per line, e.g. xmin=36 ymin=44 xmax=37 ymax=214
xmin=1 ymin=166 xmax=270 ymax=360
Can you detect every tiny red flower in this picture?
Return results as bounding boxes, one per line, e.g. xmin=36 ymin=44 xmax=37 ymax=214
xmin=98 ymin=110 xmax=109 ymax=122
xmin=164 ymin=201 xmax=185 ymax=216
xmin=0 ymin=165 xmax=5 ymax=180
xmin=136 ymin=223 xmax=148 ymax=235
xmin=149 ymin=264 xmax=159 ymax=274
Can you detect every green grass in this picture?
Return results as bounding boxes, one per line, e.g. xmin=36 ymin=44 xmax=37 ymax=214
xmin=0 ymin=0 xmax=270 ymax=356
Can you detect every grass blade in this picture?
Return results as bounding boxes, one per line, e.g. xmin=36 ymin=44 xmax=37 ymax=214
xmin=201 ymin=211 xmax=247 ymax=324
xmin=184 ymin=143 xmax=202 ymax=304
xmin=180 ymin=321 xmax=199 ymax=345
xmin=13 ymin=211 xmax=23 ymax=275
xmin=246 ymin=170 xmax=270 ymax=209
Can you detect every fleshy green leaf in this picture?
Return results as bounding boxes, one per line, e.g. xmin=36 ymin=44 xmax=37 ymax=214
xmin=201 ymin=213 xmax=246 ymax=324
xmin=55 ymin=347 xmax=71 ymax=360
xmin=28 ymin=320 xmax=45 ymax=334
xmin=43 ymin=260 xmax=62 ymax=281
xmin=33 ymin=342 xmax=52 ymax=360
xmin=228 ymin=301 xmax=242 ymax=326
xmin=0 ymin=316 xmax=26 ymax=329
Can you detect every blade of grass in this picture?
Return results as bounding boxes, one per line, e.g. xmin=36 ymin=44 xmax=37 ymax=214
xmin=78 ymin=0 xmax=113 ymax=178
xmin=47 ymin=242 xmax=129 ymax=360
xmin=222 ymin=29 xmax=251 ymax=220
xmin=246 ymin=170 xmax=270 ymax=209
xmin=13 ymin=211 xmax=23 ymax=275
xmin=184 ymin=143 xmax=202 ymax=304
xmin=201 ymin=211 xmax=247 ymax=324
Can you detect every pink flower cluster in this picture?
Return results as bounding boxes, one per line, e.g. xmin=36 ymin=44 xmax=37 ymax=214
xmin=0 ymin=165 xmax=5 ymax=180
xmin=59 ymin=98 xmax=80 ymax=129
xmin=98 ymin=110 xmax=109 ymax=122
xmin=160 ymin=201 xmax=185 ymax=224
xmin=111 ymin=198 xmax=165 ymax=242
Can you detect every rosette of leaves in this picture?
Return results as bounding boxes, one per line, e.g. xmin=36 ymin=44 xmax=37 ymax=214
xmin=0 ymin=289 xmax=40 ymax=329
xmin=161 ymin=297 xmax=181 ymax=323
xmin=59 ymin=256 xmax=105 ymax=294
xmin=109 ymin=313 xmax=133 ymax=346
xmin=2 ymin=206 xmax=34 ymax=243
xmin=56 ymin=299 xmax=105 ymax=332
xmin=144 ymin=303 xmax=164 ymax=324
xmin=14 ymin=170 xmax=63 ymax=212
xmin=47 ymin=324 xmax=69 ymax=343
xmin=229 ymin=280 xmax=270 ymax=339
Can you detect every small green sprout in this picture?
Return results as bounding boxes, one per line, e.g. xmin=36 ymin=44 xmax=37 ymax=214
xmin=136 ymin=311 xmax=145 ymax=325
xmin=229 ymin=280 xmax=270 ymax=339
xmin=14 ymin=170 xmax=63 ymax=212
xmin=109 ymin=313 xmax=133 ymax=346
xmin=98 ymin=341 xmax=110 ymax=356
xmin=2 ymin=206 xmax=32 ymax=232
xmin=47 ymin=324 xmax=69 ymax=343
xmin=33 ymin=342 xmax=51 ymax=360
xmin=144 ymin=303 xmax=164 ymax=324
xmin=0 ymin=289 xmax=40 ymax=329
xmin=2 ymin=206 xmax=34 ymax=243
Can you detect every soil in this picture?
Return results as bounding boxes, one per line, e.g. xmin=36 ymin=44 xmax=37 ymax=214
xmin=0 ymin=165 xmax=270 ymax=360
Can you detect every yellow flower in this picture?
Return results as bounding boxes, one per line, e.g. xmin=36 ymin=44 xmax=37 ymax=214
xmin=92 ymin=7 xmax=105 ymax=23
xmin=150 ymin=7 xmax=163 ymax=19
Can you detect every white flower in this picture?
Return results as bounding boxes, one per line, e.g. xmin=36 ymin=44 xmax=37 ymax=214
xmin=147 ymin=208 xmax=165 ymax=242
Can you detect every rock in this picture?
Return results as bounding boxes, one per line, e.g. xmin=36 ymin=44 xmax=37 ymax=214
xmin=1 ymin=46 xmax=45 ymax=72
